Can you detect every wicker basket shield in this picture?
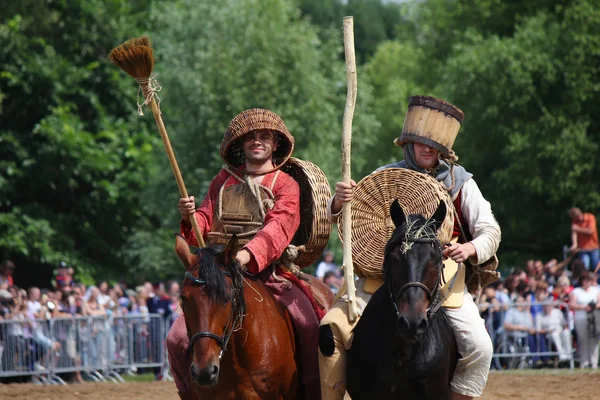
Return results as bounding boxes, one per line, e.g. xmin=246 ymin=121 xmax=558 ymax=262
xmin=338 ymin=168 xmax=454 ymax=280
xmin=281 ymin=158 xmax=332 ymax=268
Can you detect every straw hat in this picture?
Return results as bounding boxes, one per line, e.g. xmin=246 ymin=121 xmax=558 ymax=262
xmin=220 ymin=109 xmax=295 ymax=173
xmin=338 ymin=168 xmax=454 ymax=280
xmin=394 ymin=95 xmax=464 ymax=156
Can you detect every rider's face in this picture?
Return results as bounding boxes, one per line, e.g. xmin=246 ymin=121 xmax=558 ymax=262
xmin=413 ymin=142 xmax=440 ymax=170
xmin=243 ymin=130 xmax=277 ymax=164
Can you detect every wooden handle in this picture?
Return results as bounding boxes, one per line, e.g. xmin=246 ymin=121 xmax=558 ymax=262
xmin=148 ymin=97 xmax=206 ymax=248
xmin=342 ymin=16 xmax=358 ymax=322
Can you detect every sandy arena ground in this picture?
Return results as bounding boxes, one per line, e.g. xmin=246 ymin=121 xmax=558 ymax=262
xmin=0 ymin=372 xmax=599 ymax=399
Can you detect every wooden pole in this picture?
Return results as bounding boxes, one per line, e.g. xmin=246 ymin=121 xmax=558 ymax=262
xmin=148 ymin=97 xmax=206 ymax=248
xmin=342 ymin=16 xmax=358 ymax=322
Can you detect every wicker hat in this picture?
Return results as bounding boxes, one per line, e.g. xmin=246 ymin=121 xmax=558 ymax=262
xmin=394 ymin=95 xmax=464 ymax=156
xmin=220 ymin=109 xmax=295 ymax=173
xmin=338 ymin=168 xmax=454 ymax=280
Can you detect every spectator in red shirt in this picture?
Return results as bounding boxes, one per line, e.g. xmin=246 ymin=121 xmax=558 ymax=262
xmin=54 ymin=261 xmax=74 ymax=290
xmin=0 ymin=260 xmax=15 ymax=288
xmin=569 ymin=207 xmax=600 ymax=273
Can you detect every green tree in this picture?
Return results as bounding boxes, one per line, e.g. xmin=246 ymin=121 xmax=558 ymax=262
xmin=0 ymin=0 xmax=163 ymax=284
xmin=297 ymin=0 xmax=402 ymax=63
xmin=437 ymin=0 xmax=600 ymax=264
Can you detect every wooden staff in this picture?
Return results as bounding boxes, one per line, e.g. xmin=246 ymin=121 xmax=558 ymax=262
xmin=342 ymin=17 xmax=358 ymax=322
xmin=108 ymin=37 xmax=206 ymax=248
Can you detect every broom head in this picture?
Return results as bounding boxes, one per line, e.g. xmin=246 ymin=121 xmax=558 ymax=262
xmin=108 ymin=36 xmax=154 ymax=80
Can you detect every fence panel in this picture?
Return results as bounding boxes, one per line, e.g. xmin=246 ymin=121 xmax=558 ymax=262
xmin=0 ymin=313 xmax=168 ymax=382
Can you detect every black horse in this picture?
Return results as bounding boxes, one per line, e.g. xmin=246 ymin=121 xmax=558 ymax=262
xmin=347 ymin=200 xmax=458 ymax=400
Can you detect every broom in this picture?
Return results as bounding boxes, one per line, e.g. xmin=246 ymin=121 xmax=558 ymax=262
xmin=108 ymin=36 xmax=206 ymax=248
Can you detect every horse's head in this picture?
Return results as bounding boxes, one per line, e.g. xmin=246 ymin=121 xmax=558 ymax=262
xmin=383 ymin=199 xmax=446 ymax=341
xmin=175 ymin=234 xmax=245 ymax=387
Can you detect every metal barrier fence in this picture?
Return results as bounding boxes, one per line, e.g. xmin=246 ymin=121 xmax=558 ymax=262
xmin=480 ymin=300 xmax=576 ymax=370
xmin=0 ymin=314 xmax=170 ymax=384
xmin=1 ymin=302 xmax=585 ymax=383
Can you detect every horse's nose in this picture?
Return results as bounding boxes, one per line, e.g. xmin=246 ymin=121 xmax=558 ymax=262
xmin=190 ymin=363 xmax=219 ymax=386
xmin=397 ymin=315 xmax=410 ymax=333
xmin=417 ymin=317 xmax=428 ymax=332
xmin=397 ymin=315 xmax=427 ymax=335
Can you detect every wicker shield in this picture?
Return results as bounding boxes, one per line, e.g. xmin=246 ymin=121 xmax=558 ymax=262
xmin=338 ymin=168 xmax=454 ymax=280
xmin=281 ymin=158 xmax=332 ymax=268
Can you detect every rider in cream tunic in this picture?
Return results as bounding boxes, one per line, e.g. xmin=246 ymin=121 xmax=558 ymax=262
xmin=319 ymin=96 xmax=501 ymax=400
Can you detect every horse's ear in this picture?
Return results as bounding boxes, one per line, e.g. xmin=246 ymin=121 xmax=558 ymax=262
xmin=430 ymin=200 xmax=447 ymax=231
xmin=225 ymin=234 xmax=239 ymax=265
xmin=390 ymin=199 xmax=406 ymax=228
xmin=175 ymin=233 xmax=196 ymax=270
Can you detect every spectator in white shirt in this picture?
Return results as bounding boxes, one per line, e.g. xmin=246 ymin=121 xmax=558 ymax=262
xmin=315 ymin=250 xmax=342 ymax=280
xmin=569 ymin=272 xmax=600 ymax=369
xmin=27 ymin=286 xmax=42 ymax=318
xmin=536 ymin=303 xmax=572 ymax=362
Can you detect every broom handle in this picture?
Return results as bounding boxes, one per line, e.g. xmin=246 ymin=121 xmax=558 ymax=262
xmin=148 ymin=97 xmax=206 ymax=248
xmin=342 ymin=16 xmax=358 ymax=323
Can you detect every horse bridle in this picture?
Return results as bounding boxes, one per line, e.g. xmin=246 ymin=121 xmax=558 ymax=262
xmin=388 ymin=237 xmax=444 ymax=320
xmin=183 ymin=270 xmax=238 ymax=361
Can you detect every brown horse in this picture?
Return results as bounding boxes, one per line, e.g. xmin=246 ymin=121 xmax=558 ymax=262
xmin=175 ymin=234 xmax=333 ymax=399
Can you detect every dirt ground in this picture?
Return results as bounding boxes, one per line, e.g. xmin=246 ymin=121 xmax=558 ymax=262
xmin=1 ymin=372 xmax=599 ymax=399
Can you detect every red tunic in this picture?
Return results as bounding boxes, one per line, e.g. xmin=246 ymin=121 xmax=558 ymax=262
xmin=180 ymin=168 xmax=301 ymax=274
xmin=453 ymin=192 xmax=469 ymax=241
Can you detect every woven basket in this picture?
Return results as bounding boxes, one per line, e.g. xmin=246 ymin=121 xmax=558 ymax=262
xmin=220 ymin=109 xmax=294 ymax=172
xmin=394 ymin=95 xmax=464 ymax=156
xmin=338 ymin=168 xmax=454 ymax=280
xmin=281 ymin=158 xmax=332 ymax=268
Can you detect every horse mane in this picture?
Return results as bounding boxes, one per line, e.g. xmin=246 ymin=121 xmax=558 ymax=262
xmin=196 ymin=247 xmax=246 ymax=315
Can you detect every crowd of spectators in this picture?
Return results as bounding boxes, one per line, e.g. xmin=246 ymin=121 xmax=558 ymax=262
xmin=476 ymin=255 xmax=600 ymax=370
xmin=0 ymin=259 xmax=182 ymax=382
xmin=3 ymin=229 xmax=600 ymax=379
xmin=0 ymin=260 xmax=182 ymax=325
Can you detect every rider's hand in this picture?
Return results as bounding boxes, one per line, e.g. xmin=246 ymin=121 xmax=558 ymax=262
xmin=178 ymin=196 xmax=196 ymax=222
xmin=235 ymin=249 xmax=252 ymax=269
xmin=331 ymin=180 xmax=357 ymax=215
xmin=443 ymin=242 xmax=477 ymax=264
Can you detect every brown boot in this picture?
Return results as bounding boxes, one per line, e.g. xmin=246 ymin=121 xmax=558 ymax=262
xmin=178 ymin=391 xmax=194 ymax=400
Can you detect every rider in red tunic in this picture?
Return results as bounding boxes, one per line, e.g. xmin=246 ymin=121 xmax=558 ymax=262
xmin=166 ymin=109 xmax=322 ymax=400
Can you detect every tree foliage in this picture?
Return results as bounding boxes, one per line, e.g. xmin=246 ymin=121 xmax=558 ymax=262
xmin=0 ymin=0 xmax=161 ymax=285
xmin=3 ymin=0 xmax=600 ymax=283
